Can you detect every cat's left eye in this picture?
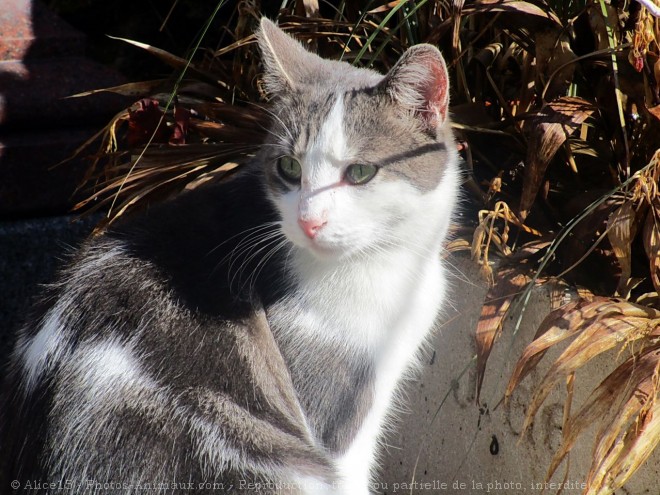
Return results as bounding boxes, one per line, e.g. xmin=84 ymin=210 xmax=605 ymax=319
xmin=345 ymin=163 xmax=378 ymax=185
xmin=277 ymin=156 xmax=302 ymax=183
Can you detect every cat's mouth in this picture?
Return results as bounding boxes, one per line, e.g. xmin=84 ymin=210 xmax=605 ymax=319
xmin=298 ymin=235 xmax=365 ymax=261
xmin=300 ymin=237 xmax=341 ymax=257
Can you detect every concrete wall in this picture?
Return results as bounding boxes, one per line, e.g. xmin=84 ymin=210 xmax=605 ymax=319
xmin=1 ymin=217 xmax=658 ymax=493
xmin=380 ymin=256 xmax=659 ymax=494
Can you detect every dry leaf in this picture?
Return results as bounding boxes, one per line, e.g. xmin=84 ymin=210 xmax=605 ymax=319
xmin=108 ymin=36 xmax=222 ymax=87
xmin=607 ymin=201 xmax=638 ymax=297
xmin=505 ymin=299 xmax=587 ymax=402
xmin=464 ymin=0 xmax=561 ymax=24
xmin=183 ymin=162 xmax=241 ymax=190
xmin=520 ymin=97 xmax=596 ymax=219
xmin=475 ymin=264 xmax=531 ymax=403
xmin=585 ymin=350 xmax=660 ymax=494
xmin=368 ymin=1 xmax=403 ymax=14
xmin=67 ymin=80 xmax=169 ymax=99
xmin=522 ymin=319 xmax=653 ymax=432
xmin=510 ymin=298 xmax=660 ymax=429
xmin=547 ymin=344 xmax=660 ymax=489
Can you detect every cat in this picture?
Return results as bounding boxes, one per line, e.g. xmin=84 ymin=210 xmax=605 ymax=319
xmin=0 ymin=17 xmax=458 ymax=495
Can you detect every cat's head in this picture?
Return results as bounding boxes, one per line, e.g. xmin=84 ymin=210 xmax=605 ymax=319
xmin=257 ymin=18 xmax=458 ymax=261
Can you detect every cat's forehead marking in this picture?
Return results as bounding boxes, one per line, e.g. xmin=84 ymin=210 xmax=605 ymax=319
xmin=289 ymin=91 xmax=336 ymax=157
xmin=308 ymin=94 xmax=349 ymax=165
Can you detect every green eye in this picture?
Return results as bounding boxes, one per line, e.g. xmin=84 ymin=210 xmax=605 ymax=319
xmin=277 ymin=156 xmax=302 ymax=182
xmin=345 ymin=163 xmax=378 ymax=185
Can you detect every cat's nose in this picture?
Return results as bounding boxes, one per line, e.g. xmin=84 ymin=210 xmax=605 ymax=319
xmin=298 ymin=217 xmax=327 ymax=239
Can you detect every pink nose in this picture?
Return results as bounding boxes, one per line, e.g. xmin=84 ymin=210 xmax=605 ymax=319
xmin=298 ymin=217 xmax=327 ymax=239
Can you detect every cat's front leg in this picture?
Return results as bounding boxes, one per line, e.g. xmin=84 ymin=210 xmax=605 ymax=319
xmin=288 ymin=475 xmax=355 ymax=495
xmin=333 ymin=420 xmax=382 ymax=495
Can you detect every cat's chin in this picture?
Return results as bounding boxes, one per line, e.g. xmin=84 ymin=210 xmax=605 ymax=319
xmin=303 ymin=243 xmax=347 ymax=260
xmin=293 ymin=237 xmax=359 ymax=262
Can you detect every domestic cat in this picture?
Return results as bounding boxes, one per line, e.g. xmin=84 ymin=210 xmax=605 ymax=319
xmin=1 ymin=17 xmax=458 ymax=494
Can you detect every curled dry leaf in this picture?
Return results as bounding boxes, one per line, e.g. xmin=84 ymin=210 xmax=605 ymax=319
xmin=607 ymin=201 xmax=639 ymax=297
xmin=628 ymin=5 xmax=656 ymax=72
xmin=473 ymin=43 xmax=504 ymax=68
xmin=472 ymin=201 xmax=544 ymax=291
xmin=519 ymin=97 xmax=595 ymax=219
xmin=472 ymin=203 xmax=513 ymax=282
xmin=464 ymin=0 xmax=561 ymax=24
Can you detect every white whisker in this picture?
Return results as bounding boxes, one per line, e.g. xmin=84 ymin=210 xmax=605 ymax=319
xmin=228 ymin=233 xmax=286 ymax=295
xmin=208 ymin=222 xmax=281 ymax=257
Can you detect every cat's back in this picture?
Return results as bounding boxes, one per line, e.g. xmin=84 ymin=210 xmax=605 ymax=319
xmin=0 ymin=170 xmax=328 ymax=492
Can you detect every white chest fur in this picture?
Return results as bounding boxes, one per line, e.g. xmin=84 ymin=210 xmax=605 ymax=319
xmin=272 ymin=247 xmax=447 ymax=493
xmin=335 ymin=256 xmax=445 ymax=494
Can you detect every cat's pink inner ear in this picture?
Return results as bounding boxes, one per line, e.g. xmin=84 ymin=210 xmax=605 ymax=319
xmin=422 ymin=54 xmax=449 ymax=127
xmin=384 ymin=45 xmax=450 ymax=131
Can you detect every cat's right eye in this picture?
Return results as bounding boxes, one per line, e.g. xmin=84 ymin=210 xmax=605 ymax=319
xmin=277 ymin=156 xmax=302 ymax=183
xmin=345 ymin=163 xmax=378 ymax=185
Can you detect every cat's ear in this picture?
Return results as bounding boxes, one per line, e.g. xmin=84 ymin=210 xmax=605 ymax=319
xmin=381 ymin=45 xmax=450 ymax=132
xmin=257 ymin=17 xmax=323 ymax=94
